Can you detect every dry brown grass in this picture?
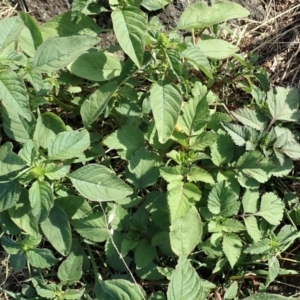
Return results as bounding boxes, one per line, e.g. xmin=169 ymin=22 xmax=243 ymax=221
xmin=0 ymin=0 xmax=18 ymax=19
xmin=231 ymin=0 xmax=300 ymax=88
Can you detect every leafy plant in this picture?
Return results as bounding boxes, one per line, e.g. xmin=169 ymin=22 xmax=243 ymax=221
xmin=0 ymin=0 xmax=299 ymax=299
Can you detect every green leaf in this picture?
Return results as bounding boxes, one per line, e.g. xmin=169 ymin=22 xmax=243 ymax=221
xmin=141 ymin=0 xmax=170 ymax=11
xmin=197 ymin=35 xmax=239 ymax=59
xmin=48 ymin=130 xmax=90 ymax=160
xmin=40 ymin=11 xmax=101 ymax=40
xmin=126 ymin=147 xmax=160 ymax=189
xmin=275 ymin=139 xmax=300 ymax=160
xmin=29 ymin=181 xmax=54 ymax=223
xmin=217 ymin=219 xmax=245 ymax=233
xmin=0 ymin=180 xmax=21 ymax=212
xmin=235 ymin=151 xmax=274 ymax=184
xmin=267 ymin=87 xmax=300 ymax=122
xmin=40 ymin=203 xmax=72 ymax=256
xmin=181 ymin=47 xmax=212 ymax=78
xmin=68 ymin=164 xmax=133 ymax=201
xmin=222 ymin=233 xmax=242 ymax=268
xmin=189 ymin=131 xmax=218 ymax=151
xmin=80 ymin=81 xmax=118 ymax=127
xmin=221 ymin=122 xmax=247 ymax=147
xmin=160 ymin=165 xmax=185 ymax=183
xmin=18 ymin=12 xmax=43 ymax=57
xmin=112 ymin=7 xmax=147 ymax=68
xmin=1 ymin=236 xmax=21 ymax=254
xmin=95 ymin=278 xmax=145 ymax=300
xmin=0 ymin=71 xmax=31 ymax=121
xmin=177 ymin=1 xmax=249 ymax=30
xmin=57 ymin=249 xmax=83 ymax=285
xmin=103 ymin=125 xmax=144 ymax=159
xmin=32 ymin=35 xmax=100 ymax=72
xmin=2 ymin=105 xmax=34 ymax=143
xmin=256 ymin=192 xmax=284 ymax=225
xmin=244 ymin=239 xmax=272 ymax=255
xmin=43 ymin=162 xmax=70 ymax=180
xmin=178 ymin=96 xmax=209 ymax=137
xmin=62 ymin=289 xmax=85 ymax=299
xmin=0 ymin=143 xmax=27 ymax=176
xmin=0 ymin=16 xmax=24 ymax=50
xmin=166 ymin=48 xmax=182 ymax=78
xmin=22 ymin=70 xmax=43 ymax=92
xmin=208 ymin=181 xmax=238 ymax=216
xmin=9 ymin=188 xmax=39 ymax=236
xmin=68 ymin=49 xmax=121 ymax=81
xmin=32 ymin=278 xmax=57 ymax=299
xmin=9 ymin=252 xmax=27 ymax=272
xmin=224 ymin=281 xmax=238 ymax=300
xmin=243 ymin=216 xmax=262 ymax=242
xmin=19 ymin=140 xmax=40 ymax=165
xmin=71 ymin=211 xmax=110 ymax=242
xmin=167 ymin=181 xmax=201 ymax=223
xmin=33 ymin=112 xmax=67 ymax=149
xmin=27 ymin=248 xmax=58 ymax=268
xmin=187 ymin=166 xmax=215 ymax=184
xmin=134 ymin=239 xmax=157 ymax=268
xmin=150 ymin=80 xmax=182 ymax=144
xmin=210 ymin=132 xmax=234 ymax=166
xmin=231 ymin=107 xmax=267 ymax=130
xmin=167 ymin=256 xmax=207 ymax=300
xmin=56 ymin=196 xmax=89 ymax=219
xmin=170 ymin=206 xmax=202 ymax=256
xmin=242 ymin=189 xmax=259 ymax=213
xmin=266 ymin=256 xmax=279 ymax=286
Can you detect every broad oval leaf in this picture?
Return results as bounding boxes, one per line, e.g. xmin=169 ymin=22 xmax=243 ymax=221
xmin=103 ymin=124 xmax=144 ymax=159
xmin=167 ymin=256 xmax=207 ymax=300
xmin=71 ymin=212 xmax=110 ymax=242
xmin=167 ymin=181 xmax=201 ymax=223
xmin=9 ymin=188 xmax=39 ymax=236
xmin=27 ymin=248 xmax=58 ymax=268
xmin=222 ymin=233 xmax=242 ymax=268
xmin=48 ymin=130 xmax=90 ymax=160
xmin=197 ymin=35 xmax=239 ymax=59
xmin=33 ymin=112 xmax=67 ymax=149
xmin=68 ymin=49 xmax=122 ymax=81
xmin=0 ymin=16 xmax=24 ymax=50
xmin=95 ymin=278 xmax=145 ymax=300
xmin=32 ymin=35 xmax=100 ymax=72
xmin=29 ymin=181 xmax=54 ymax=223
xmin=40 ymin=203 xmax=72 ymax=256
xmin=177 ymin=2 xmax=249 ymax=30
xmin=267 ymin=87 xmax=300 ymax=122
xmin=170 ymin=206 xmax=202 ymax=256
xmin=257 ymin=192 xmax=284 ymax=225
xmin=231 ymin=107 xmax=267 ymax=130
xmin=67 ymin=164 xmax=133 ymax=201
xmin=18 ymin=12 xmax=43 ymax=57
xmin=81 ymin=81 xmax=118 ymax=127
xmin=112 ymin=7 xmax=147 ymax=68
xmin=57 ymin=249 xmax=83 ymax=285
xmin=0 ymin=180 xmax=21 ymax=212
xmin=0 ymin=143 xmax=27 ymax=177
xmin=0 ymin=71 xmax=31 ymax=122
xmin=40 ymin=11 xmax=101 ymax=40
xmin=181 ymin=47 xmax=213 ymax=79
xmin=178 ymin=95 xmax=210 ymax=137
xmin=2 ymin=105 xmax=34 ymax=143
xmin=150 ymin=80 xmax=182 ymax=144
